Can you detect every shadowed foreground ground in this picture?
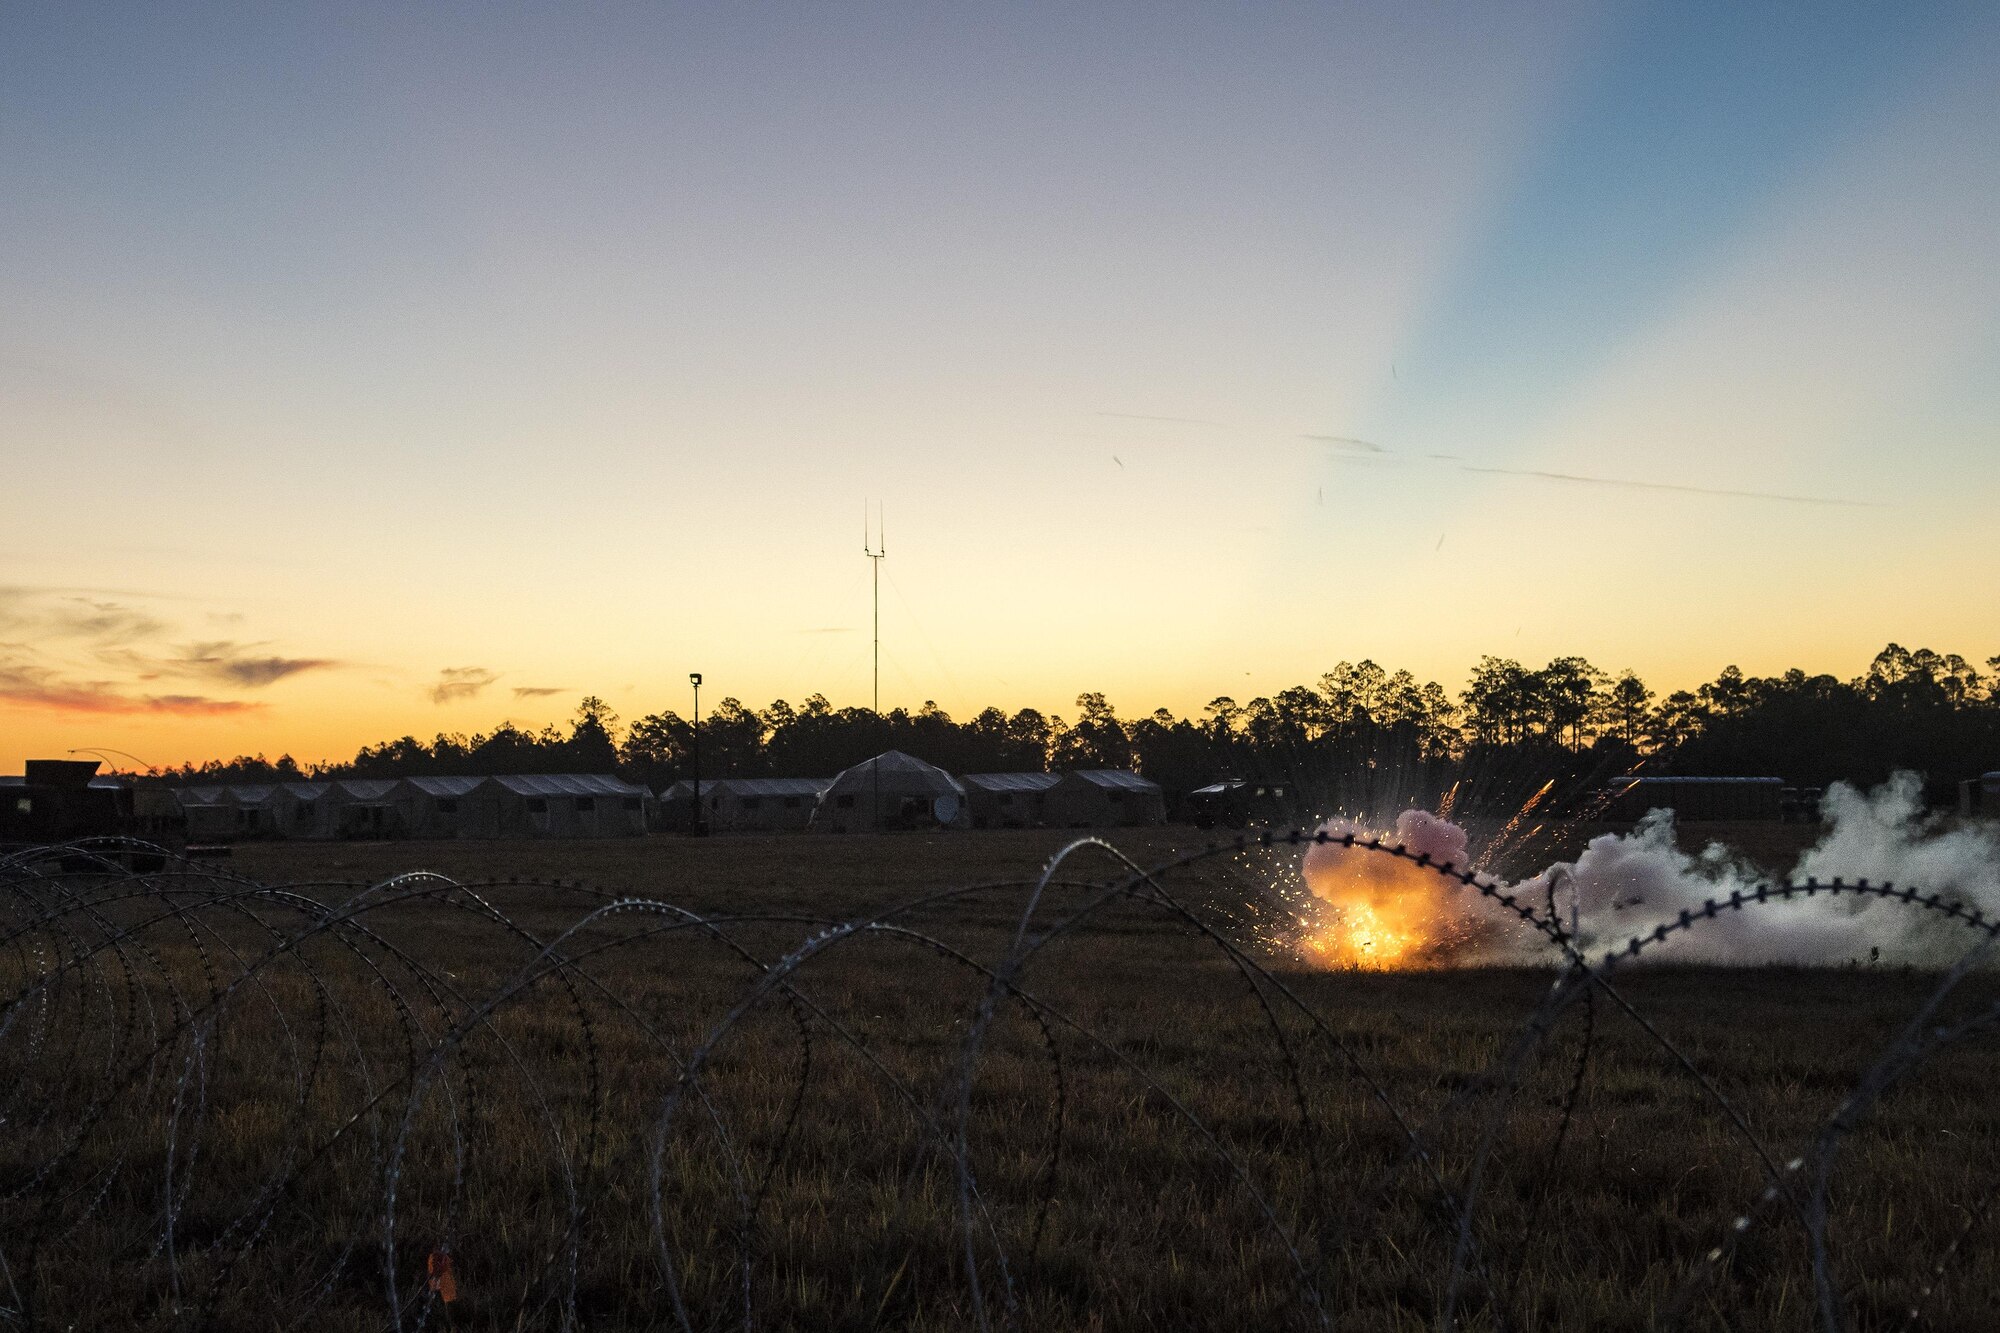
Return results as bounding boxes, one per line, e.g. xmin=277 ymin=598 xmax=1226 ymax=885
xmin=2 ymin=826 xmax=1994 ymax=1331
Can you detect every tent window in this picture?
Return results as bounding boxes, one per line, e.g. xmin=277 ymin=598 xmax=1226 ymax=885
xmin=623 ymin=797 xmax=641 ymax=811
xmin=526 ymin=798 xmax=547 ymax=813
xmin=295 ymin=803 xmax=312 ymax=824
xmin=575 ymin=796 xmax=595 ymax=812
xmin=835 ymin=794 xmax=855 ymax=809
xmin=741 ymin=796 xmax=762 ymax=810
xmin=783 ymin=796 xmax=800 ymax=809
xmin=437 ymin=799 xmax=458 ymax=814
xmin=998 ymin=793 xmax=1013 ymax=805
xmin=1108 ymin=790 xmax=1125 ymax=803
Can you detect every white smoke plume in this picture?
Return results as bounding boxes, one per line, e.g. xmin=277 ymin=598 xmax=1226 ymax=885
xmin=1301 ymin=773 xmax=2000 ymax=968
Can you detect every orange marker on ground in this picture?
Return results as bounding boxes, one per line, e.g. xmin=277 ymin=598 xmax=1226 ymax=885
xmin=426 ymin=1247 xmax=458 ymax=1303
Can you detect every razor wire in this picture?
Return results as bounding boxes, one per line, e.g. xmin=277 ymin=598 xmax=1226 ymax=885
xmin=0 ymin=832 xmax=1992 ymax=1330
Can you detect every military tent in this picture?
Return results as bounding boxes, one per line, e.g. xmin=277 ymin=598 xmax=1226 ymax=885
xmin=708 ymin=778 xmax=830 ymax=832
xmin=314 ymin=780 xmax=406 ymax=839
xmin=656 ymin=778 xmax=719 ymax=833
xmin=486 ymin=774 xmax=649 ymax=838
xmin=810 ymin=752 xmax=968 ymax=833
xmin=1601 ymin=776 xmax=1784 ymax=822
xmin=275 ymin=782 xmax=337 ymax=839
xmin=221 ymin=784 xmax=287 ymax=839
xmin=1045 ymin=770 xmax=1166 ymax=828
xmin=173 ymin=786 xmax=236 ymax=842
xmin=961 ymin=773 xmax=1059 ymax=829
xmin=398 ymin=776 xmax=495 ymax=839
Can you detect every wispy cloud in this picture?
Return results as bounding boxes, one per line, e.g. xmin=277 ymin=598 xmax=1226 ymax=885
xmin=1457 ymin=464 xmax=1884 ymax=508
xmin=212 ymin=655 xmax=337 ymax=687
xmin=1098 ymin=417 xmax=1880 ymax=509
xmin=1302 ymin=434 xmax=1387 ymax=452
xmin=431 ymin=666 xmax=498 ymax=704
xmin=1308 ymin=439 xmax=1880 ymax=508
xmin=0 ymin=588 xmax=172 ymax=642
xmin=1096 ymin=411 xmax=1222 ymax=427
xmin=511 ymin=685 xmax=564 ymax=699
xmin=143 ymin=694 xmax=262 ymax=715
xmin=99 ymin=640 xmax=342 ymax=687
xmin=47 ymin=598 xmax=170 ymax=643
xmin=167 ymin=641 xmax=340 ymax=686
xmin=0 ymin=590 xmax=339 ymax=719
xmin=0 ymin=661 xmax=258 ymax=716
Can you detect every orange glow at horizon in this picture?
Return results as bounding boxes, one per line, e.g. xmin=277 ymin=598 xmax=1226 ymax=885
xmin=3 ymin=6 xmax=1998 ymax=775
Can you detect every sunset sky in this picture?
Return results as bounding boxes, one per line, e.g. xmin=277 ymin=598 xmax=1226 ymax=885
xmin=4 ymin=2 xmax=1997 ymax=771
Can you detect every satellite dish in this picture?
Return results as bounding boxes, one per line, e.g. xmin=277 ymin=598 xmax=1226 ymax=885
xmin=932 ymin=794 xmax=961 ymax=825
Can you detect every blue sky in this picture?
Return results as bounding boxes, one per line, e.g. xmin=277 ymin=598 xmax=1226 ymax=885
xmin=2 ymin=3 xmax=1996 ymax=765
xmin=1366 ymin=1 xmax=1966 ymax=454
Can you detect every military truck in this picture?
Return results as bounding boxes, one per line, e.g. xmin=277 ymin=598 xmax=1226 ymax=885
xmin=1183 ymin=779 xmax=1296 ymax=830
xmin=1 ymin=759 xmax=179 ymax=868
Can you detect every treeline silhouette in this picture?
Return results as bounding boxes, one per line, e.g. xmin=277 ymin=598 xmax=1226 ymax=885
xmin=163 ymin=644 xmax=2000 ymax=807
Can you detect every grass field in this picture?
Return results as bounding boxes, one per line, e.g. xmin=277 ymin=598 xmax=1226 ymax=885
xmin=3 ymin=823 xmax=1997 ymax=1331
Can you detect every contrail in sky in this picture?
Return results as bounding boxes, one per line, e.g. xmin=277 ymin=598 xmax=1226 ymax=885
xmin=1100 ymin=413 xmax=1882 ymax=508
xmin=1096 ymin=411 xmax=1221 ymax=426
xmin=1458 ymin=464 xmax=1884 ymax=508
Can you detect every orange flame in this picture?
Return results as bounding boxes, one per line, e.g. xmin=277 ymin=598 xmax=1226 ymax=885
xmin=1299 ymin=896 xmax=1432 ymax=969
xmin=1295 ymin=812 xmax=1480 ymax=969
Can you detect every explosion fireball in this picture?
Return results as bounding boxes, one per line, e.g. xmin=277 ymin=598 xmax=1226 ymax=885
xmin=1296 ymin=809 xmax=1488 ymax=969
xmin=1290 ymin=774 xmax=2000 ymax=970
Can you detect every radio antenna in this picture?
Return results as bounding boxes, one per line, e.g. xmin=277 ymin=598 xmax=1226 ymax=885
xmin=864 ymin=502 xmax=886 ymax=715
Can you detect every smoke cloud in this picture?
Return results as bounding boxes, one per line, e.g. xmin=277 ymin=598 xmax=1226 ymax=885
xmin=1301 ymin=774 xmax=2000 ymax=968
xmin=430 ymin=666 xmax=498 ymax=704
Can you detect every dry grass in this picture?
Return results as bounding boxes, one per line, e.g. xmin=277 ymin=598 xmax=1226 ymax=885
xmin=1 ymin=827 xmax=1995 ymax=1331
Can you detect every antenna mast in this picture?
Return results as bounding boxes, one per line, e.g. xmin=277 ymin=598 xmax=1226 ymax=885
xmin=864 ymin=502 xmax=886 ymax=714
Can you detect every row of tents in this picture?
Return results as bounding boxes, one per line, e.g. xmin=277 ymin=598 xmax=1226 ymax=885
xmin=661 ymin=752 xmax=1167 ymax=834
xmin=20 ymin=757 xmax=1999 ymax=846
xmin=164 ymin=752 xmax=1168 ymax=841
xmin=174 ymin=773 xmax=654 ymax=841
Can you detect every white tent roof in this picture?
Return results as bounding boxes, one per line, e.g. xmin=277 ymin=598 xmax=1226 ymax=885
xmin=659 ymin=776 xmax=828 ymax=802
xmin=821 ymin=751 xmax=965 ymax=798
xmin=722 ymin=778 xmax=831 ymax=798
xmin=404 ymin=776 xmax=486 ymax=798
xmin=963 ymin=772 xmax=1060 ymax=793
xmin=491 ymin=773 xmax=648 ymax=798
xmin=1065 ymin=769 xmax=1161 ymax=793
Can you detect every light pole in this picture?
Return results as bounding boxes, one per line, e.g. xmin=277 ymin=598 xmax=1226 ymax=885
xmin=688 ymin=673 xmax=706 ymax=836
